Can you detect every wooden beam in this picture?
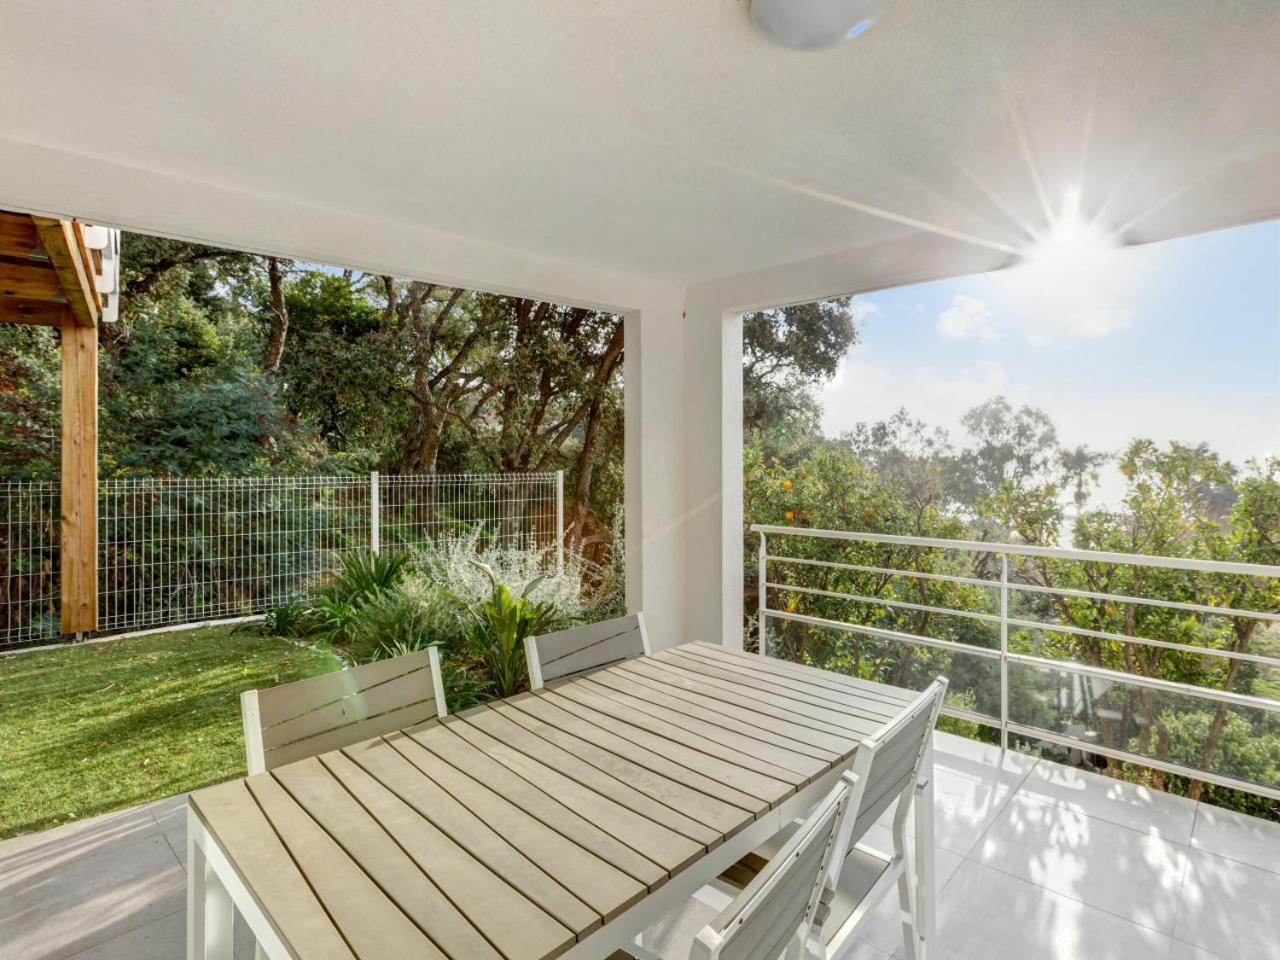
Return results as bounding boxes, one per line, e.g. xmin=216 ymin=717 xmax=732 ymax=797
xmin=0 ymin=298 xmax=65 ymax=326
xmin=0 ymin=258 xmax=61 ymax=300
xmin=0 ymin=212 xmax=39 ymax=258
xmin=60 ymin=310 xmax=98 ymax=634
xmin=33 ymin=217 xmax=98 ymax=328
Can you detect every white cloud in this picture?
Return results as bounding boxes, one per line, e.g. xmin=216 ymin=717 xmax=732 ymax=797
xmin=850 ymin=300 xmax=881 ymax=324
xmin=937 ymin=294 xmax=998 ymax=341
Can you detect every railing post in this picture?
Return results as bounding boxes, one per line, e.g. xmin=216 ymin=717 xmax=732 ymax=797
xmin=999 ymin=552 xmax=1009 ymax=752
xmin=554 ymin=470 xmax=564 ymax=577
xmin=757 ymin=532 xmax=768 ymax=658
xmin=369 ymin=471 xmax=380 ymax=555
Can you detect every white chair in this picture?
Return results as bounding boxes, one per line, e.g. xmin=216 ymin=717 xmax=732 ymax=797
xmin=620 ymin=771 xmax=859 ymax=960
xmin=240 ymin=646 xmax=447 ymax=775
xmin=524 ymin=612 xmax=650 ymax=690
xmin=717 ymin=677 xmax=949 ymax=960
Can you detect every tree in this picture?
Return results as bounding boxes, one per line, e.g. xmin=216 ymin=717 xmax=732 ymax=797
xmin=743 ymin=298 xmax=859 ymax=448
xmin=950 ymin=397 xmax=1061 ymax=506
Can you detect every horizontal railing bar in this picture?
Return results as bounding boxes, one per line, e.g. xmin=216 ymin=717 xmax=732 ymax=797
xmin=749 ymin=525 xmax=1280 ymax=579
xmin=1004 ymin=651 xmax=1280 ymax=714
xmin=1003 ymin=722 xmax=1280 ymax=803
xmin=766 ymin=582 xmax=1002 ymax=624
xmin=764 ymin=608 xmax=1003 ymax=659
xmin=766 ymin=554 xmax=997 ymax=589
xmin=1007 ymin=580 xmax=1280 ymax=623
xmin=766 ymin=607 xmax=1280 ymax=713
xmin=1006 ymin=616 xmax=1280 ymax=668
xmin=938 ymin=704 xmax=999 ymax=726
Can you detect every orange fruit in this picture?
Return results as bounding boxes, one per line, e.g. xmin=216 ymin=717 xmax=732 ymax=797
xmin=782 ymin=479 xmax=793 ymax=490
xmin=784 ymin=510 xmax=795 ymax=522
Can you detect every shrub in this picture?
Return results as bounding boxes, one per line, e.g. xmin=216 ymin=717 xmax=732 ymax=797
xmin=450 ymin=560 xmax=558 ymax=698
xmin=440 ymin=661 xmax=493 ymax=713
xmin=259 ymin=599 xmax=309 ymax=637
xmin=315 ymin=549 xmax=411 ymax=608
xmin=308 ymin=594 xmax=361 ymax=646
xmin=414 ymin=528 xmax=610 ymax=628
xmin=346 ymin=577 xmax=456 ymax=663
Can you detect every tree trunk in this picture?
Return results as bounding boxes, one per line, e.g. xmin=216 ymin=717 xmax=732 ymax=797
xmin=380 ymin=276 xmax=396 ymax=331
xmin=263 ymin=258 xmax=289 ymax=373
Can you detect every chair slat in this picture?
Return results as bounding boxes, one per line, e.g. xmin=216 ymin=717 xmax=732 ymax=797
xmin=244 ymin=649 xmax=446 ymax=774
xmin=263 ymin=667 xmax=436 ymax=750
xmin=528 ymin=613 xmax=647 ymax=687
xmin=265 ymin=700 xmax=440 ymax=770
xmin=257 ymin=650 xmax=433 ymax=727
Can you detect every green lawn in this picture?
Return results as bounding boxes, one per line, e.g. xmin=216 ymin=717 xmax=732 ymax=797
xmin=0 ymin=625 xmax=342 ymax=840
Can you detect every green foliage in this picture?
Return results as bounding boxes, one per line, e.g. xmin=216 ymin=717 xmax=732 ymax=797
xmin=743 ymin=298 xmax=859 ymax=448
xmin=307 ymin=595 xmax=362 ymax=647
xmin=254 ymin=600 xmax=309 ymax=638
xmin=451 ymin=561 xmax=558 ymax=698
xmin=346 ymin=577 xmax=450 ymax=663
xmin=316 ymin=550 xmax=411 ymax=608
xmin=439 ymin=661 xmax=494 ymax=713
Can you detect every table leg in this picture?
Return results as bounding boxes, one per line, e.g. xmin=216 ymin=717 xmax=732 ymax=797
xmin=188 ymin=811 xmax=235 ymax=960
xmin=913 ymin=738 xmax=937 ymax=960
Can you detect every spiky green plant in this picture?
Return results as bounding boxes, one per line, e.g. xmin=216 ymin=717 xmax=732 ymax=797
xmin=450 ymin=560 xmax=558 ymax=698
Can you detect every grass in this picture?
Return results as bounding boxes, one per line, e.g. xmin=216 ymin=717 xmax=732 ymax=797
xmin=0 ymin=625 xmax=342 ymax=840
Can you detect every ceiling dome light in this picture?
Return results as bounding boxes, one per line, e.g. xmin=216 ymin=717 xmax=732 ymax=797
xmin=751 ymin=0 xmax=885 ymax=51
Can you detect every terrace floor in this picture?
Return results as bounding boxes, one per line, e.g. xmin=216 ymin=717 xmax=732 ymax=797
xmin=2 ymin=732 xmax=1276 ymax=960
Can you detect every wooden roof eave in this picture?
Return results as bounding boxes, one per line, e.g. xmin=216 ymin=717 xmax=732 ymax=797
xmin=0 ymin=210 xmax=101 ymax=328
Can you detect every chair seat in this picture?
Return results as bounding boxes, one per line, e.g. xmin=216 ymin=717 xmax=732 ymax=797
xmin=719 ymin=823 xmax=892 ymax=947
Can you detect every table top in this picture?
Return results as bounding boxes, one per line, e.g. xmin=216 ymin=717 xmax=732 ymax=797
xmin=189 ymin=641 xmax=917 ymax=960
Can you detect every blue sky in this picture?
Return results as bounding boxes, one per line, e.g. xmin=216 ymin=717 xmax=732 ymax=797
xmin=820 ymin=219 xmax=1280 ymax=507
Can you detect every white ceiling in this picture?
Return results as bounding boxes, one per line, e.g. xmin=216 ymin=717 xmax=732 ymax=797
xmin=1 ymin=0 xmax=1278 ymax=290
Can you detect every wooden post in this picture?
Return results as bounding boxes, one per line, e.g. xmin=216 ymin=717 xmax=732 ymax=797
xmin=60 ymin=310 xmax=98 ymax=634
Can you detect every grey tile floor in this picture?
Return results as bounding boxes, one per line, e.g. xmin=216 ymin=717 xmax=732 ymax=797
xmin=2 ymin=732 xmax=1276 ymax=960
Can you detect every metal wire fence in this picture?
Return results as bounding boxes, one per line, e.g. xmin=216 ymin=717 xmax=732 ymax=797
xmin=0 ymin=472 xmax=563 ymax=648
xmin=1 ymin=481 xmax=61 ymax=646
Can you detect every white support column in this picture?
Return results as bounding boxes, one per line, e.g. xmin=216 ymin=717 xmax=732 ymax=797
xmin=682 ymin=289 xmax=744 ymax=649
xmin=623 ymin=289 xmax=688 ymax=650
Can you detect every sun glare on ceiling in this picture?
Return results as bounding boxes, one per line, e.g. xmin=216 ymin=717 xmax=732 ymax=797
xmin=1024 ymin=189 xmax=1117 ymax=274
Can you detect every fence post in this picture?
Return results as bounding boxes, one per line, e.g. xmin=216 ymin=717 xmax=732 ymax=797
xmin=370 ymin=471 xmax=380 ymax=555
xmin=999 ymin=552 xmax=1009 ymax=752
xmin=757 ymin=532 xmax=768 ymax=658
xmin=555 ymin=470 xmax=564 ymax=577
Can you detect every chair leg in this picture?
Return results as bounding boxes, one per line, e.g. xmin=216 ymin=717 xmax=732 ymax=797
xmin=896 ymin=855 xmax=921 ymax=960
xmin=913 ymin=742 xmax=938 ymax=960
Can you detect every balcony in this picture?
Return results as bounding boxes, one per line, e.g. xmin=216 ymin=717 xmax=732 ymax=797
xmin=3 ymin=730 xmax=1276 ymax=960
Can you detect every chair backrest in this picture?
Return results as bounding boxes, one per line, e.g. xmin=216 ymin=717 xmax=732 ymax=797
xmin=841 ymin=677 xmax=948 ymax=848
xmin=691 ymin=772 xmax=857 ymax=960
xmin=241 ymin=646 xmax=447 ymax=774
xmin=524 ymin=612 xmax=649 ymax=689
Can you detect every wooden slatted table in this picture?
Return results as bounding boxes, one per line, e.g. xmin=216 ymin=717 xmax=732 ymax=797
xmin=186 ymin=642 xmax=928 ymax=960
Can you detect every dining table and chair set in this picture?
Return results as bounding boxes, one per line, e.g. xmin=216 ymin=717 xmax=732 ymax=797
xmin=187 ymin=612 xmax=947 ymax=960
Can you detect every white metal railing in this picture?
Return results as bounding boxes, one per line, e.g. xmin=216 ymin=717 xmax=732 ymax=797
xmin=752 ymin=524 xmax=1280 ymax=803
xmin=1 ymin=471 xmax=564 ymax=647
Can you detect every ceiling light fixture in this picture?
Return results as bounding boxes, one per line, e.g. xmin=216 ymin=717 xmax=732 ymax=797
xmin=751 ymin=0 xmax=885 ymax=51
